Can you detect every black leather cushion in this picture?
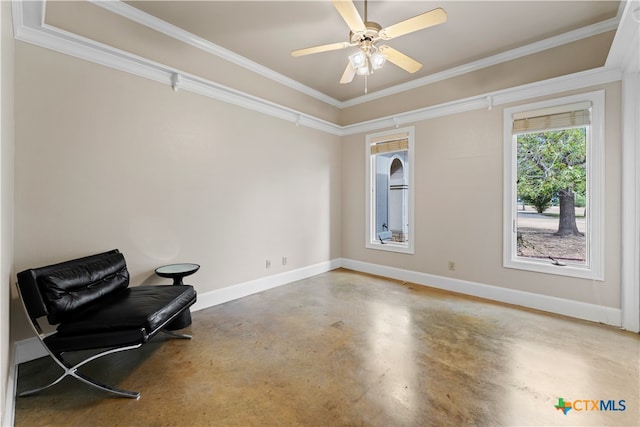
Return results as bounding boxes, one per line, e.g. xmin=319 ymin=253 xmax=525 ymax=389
xmin=44 ymin=328 xmax=147 ymax=354
xmin=55 ymin=285 xmax=196 ymax=336
xmin=38 ymin=252 xmax=129 ymax=324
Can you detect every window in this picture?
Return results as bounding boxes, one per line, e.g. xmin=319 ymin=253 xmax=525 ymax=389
xmin=366 ymin=127 xmax=414 ymax=254
xmin=503 ymin=91 xmax=604 ymax=280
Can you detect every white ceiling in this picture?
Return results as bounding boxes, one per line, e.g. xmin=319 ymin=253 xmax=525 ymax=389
xmin=124 ymin=1 xmax=621 ymax=102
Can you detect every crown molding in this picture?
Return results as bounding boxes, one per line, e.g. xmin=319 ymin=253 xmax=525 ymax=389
xmin=89 ymin=0 xmax=344 ymax=109
xmin=606 ymin=0 xmax=640 ymax=72
xmin=90 ymin=0 xmax=619 ymax=109
xmin=342 ymin=17 xmax=620 ymax=108
xmin=12 ymin=1 xmax=624 ymax=138
xmin=12 ymin=0 xmax=344 ymax=135
xmin=340 ymin=67 xmax=621 ymax=136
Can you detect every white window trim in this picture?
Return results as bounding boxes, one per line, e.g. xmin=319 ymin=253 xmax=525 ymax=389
xmin=365 ymin=126 xmax=415 ymax=254
xmin=503 ymin=91 xmax=605 ymax=281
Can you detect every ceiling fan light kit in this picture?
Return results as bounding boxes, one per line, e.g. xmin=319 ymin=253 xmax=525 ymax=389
xmin=348 ymin=50 xmax=386 ymax=76
xmin=292 ymin=0 xmax=447 ymax=88
xmin=371 ymin=52 xmax=386 ymax=68
xmin=348 ymin=51 xmax=365 ymax=68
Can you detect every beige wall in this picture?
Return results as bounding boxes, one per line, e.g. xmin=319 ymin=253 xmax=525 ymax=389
xmin=12 ymin=42 xmax=342 ymax=341
xmin=341 ymin=82 xmax=622 ymax=308
xmin=1 ymin=0 xmax=15 ymax=422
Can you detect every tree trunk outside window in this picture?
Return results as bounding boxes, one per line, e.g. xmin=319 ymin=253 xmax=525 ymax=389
xmin=556 ymin=188 xmax=582 ymax=236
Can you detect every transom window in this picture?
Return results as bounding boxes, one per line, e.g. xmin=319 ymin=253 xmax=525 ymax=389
xmin=503 ymin=92 xmax=604 ymax=280
xmin=366 ymin=127 xmax=414 ymax=254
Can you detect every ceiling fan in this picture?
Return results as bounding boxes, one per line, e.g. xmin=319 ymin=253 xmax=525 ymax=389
xmin=291 ymin=0 xmax=447 ymax=85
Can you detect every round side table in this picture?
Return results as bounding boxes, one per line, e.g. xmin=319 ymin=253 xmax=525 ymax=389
xmin=155 ymin=263 xmax=200 ymax=329
xmin=155 ymin=263 xmax=200 ymax=286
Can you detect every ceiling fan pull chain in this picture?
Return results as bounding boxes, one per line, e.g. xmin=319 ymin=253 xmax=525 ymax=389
xmin=365 ymin=74 xmax=368 ymax=94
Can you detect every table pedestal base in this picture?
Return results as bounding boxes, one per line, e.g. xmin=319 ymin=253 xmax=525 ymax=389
xmin=166 ymin=309 xmax=192 ymax=330
xmin=154 ymin=263 xmax=199 ymax=330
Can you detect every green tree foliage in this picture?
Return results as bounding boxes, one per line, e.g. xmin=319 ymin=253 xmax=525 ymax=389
xmin=517 ymin=128 xmax=586 ymax=235
xmin=523 ymin=191 xmax=552 ymax=214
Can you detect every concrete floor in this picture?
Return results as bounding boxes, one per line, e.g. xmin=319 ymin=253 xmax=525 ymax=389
xmin=14 ymin=269 xmax=640 ymax=426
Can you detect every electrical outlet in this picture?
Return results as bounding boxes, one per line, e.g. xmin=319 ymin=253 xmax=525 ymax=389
xmin=265 ymin=259 xmax=271 ymax=269
xmin=448 ymin=261 xmax=455 ymax=271
xmin=282 ymin=256 xmax=287 ymax=266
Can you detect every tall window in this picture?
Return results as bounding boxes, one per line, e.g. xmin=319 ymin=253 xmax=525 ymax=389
xmin=503 ymin=92 xmax=604 ymax=280
xmin=366 ymin=127 xmax=414 ymax=254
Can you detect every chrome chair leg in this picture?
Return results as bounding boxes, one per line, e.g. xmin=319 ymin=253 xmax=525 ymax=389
xmin=17 ymin=374 xmax=69 ymax=397
xmin=72 ymin=370 xmax=140 ymax=399
xmin=160 ymin=329 xmax=192 ymax=339
xmin=19 ymin=344 xmax=142 ymax=399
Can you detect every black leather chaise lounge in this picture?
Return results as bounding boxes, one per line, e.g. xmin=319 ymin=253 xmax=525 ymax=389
xmin=16 ymin=249 xmax=197 ymax=399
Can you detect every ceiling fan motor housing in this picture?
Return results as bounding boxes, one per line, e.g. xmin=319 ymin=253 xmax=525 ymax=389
xmin=350 ymin=21 xmax=382 ymax=47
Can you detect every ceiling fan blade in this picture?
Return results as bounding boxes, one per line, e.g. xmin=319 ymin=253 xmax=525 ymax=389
xmin=378 ymin=45 xmax=422 ymax=73
xmin=332 ymin=0 xmax=366 ymax=33
xmin=340 ymin=63 xmax=356 ymax=84
xmin=380 ymin=7 xmax=447 ymax=40
xmin=291 ymin=42 xmax=351 ymax=57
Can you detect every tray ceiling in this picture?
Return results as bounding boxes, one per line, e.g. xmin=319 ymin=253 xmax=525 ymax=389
xmin=122 ymin=1 xmax=620 ymax=102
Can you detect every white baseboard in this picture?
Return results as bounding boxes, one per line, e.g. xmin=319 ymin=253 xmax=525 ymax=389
xmin=13 ymin=337 xmax=47 ymax=365
xmin=3 ymin=356 xmax=17 ymax=427
xmin=191 ymin=259 xmax=342 ymax=313
xmin=340 ymin=258 xmax=622 ymax=327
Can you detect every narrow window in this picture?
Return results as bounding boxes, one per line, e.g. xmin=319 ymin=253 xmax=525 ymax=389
xmin=366 ymin=127 xmax=414 ymax=254
xmin=503 ymin=92 xmax=604 ymax=280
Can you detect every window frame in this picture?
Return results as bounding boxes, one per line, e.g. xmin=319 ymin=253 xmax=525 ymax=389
xmin=503 ymin=91 xmax=605 ymax=280
xmin=365 ymin=126 xmax=415 ymax=254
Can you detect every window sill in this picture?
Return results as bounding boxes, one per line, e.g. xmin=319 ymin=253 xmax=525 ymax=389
xmin=504 ymin=257 xmax=604 ymax=281
xmin=366 ymin=241 xmax=414 ymax=254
